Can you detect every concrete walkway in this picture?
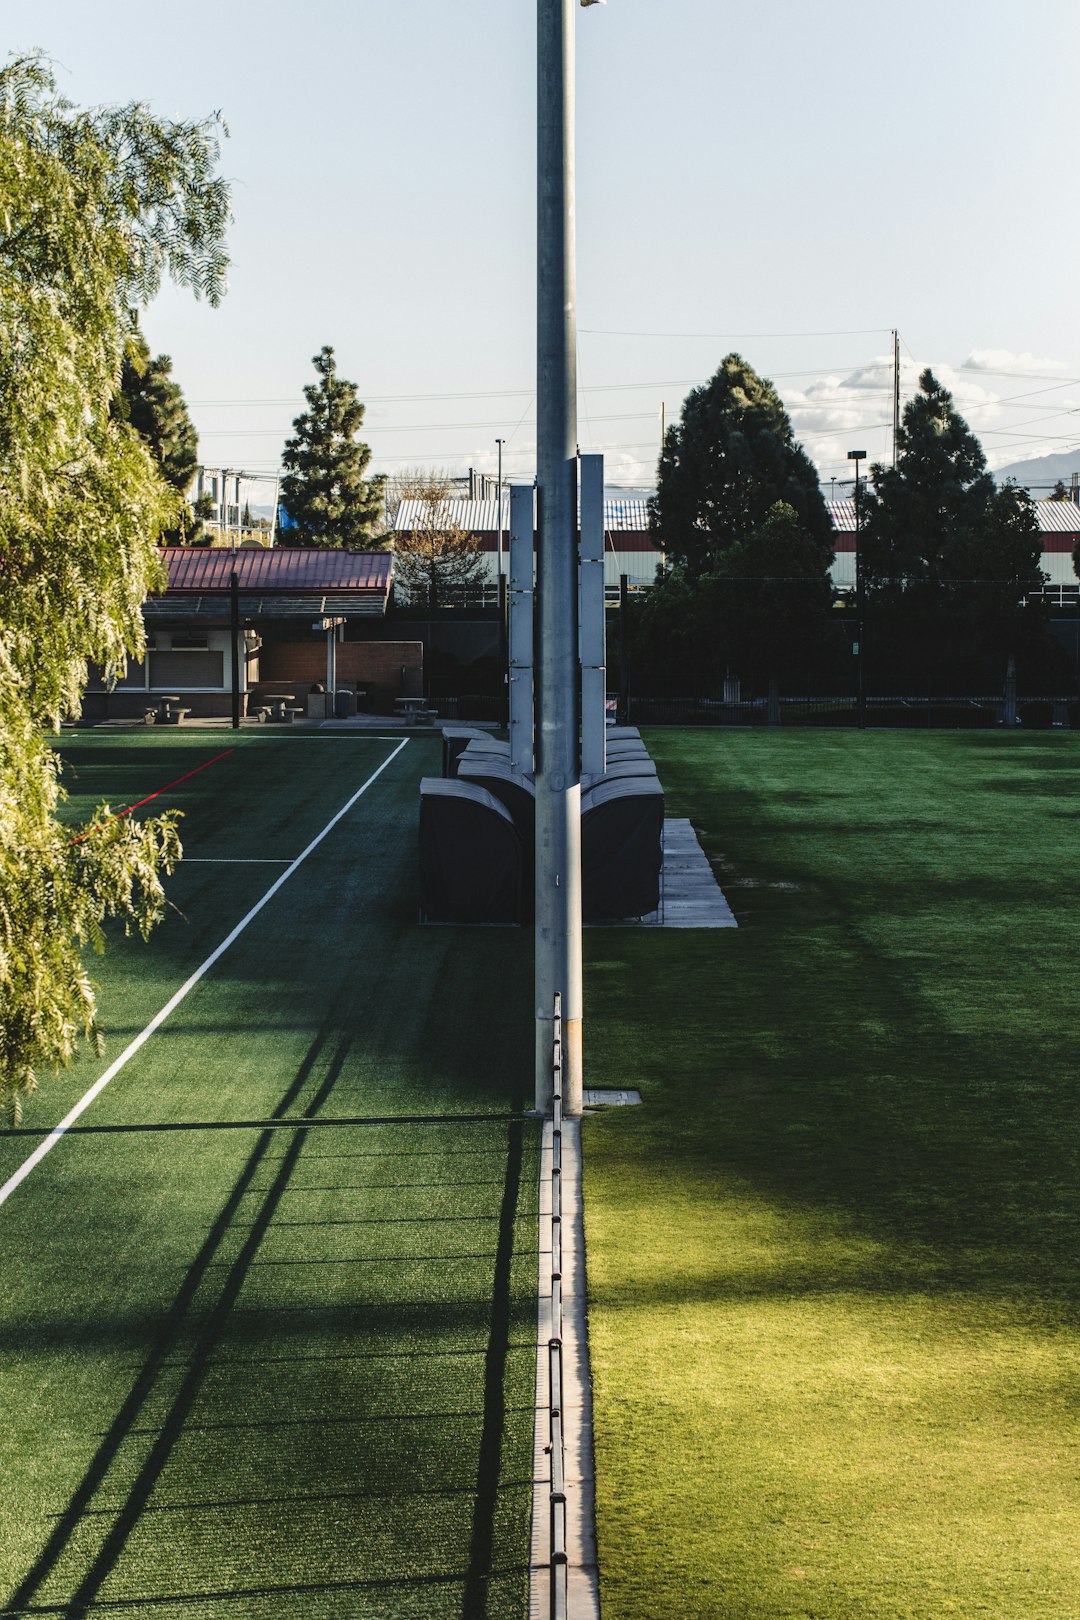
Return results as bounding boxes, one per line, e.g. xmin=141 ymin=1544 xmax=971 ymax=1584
xmin=530 ymin=1116 xmax=600 ymax=1620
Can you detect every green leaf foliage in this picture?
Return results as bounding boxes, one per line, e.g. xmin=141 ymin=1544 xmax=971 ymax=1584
xmin=709 ymin=501 xmax=836 ymax=685
xmin=117 ymin=327 xmax=199 ymax=500
xmin=859 ymin=370 xmax=1047 ymax=663
xmin=0 ymin=53 xmax=229 ymax=1119
xmin=652 ymin=353 xmax=833 ymax=576
xmin=280 ymin=346 xmax=384 ymax=547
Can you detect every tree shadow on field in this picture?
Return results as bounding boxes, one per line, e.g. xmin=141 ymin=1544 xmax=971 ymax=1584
xmin=587 ymin=744 xmax=1080 ymax=1304
xmin=3 ymin=1000 xmax=537 ymax=1619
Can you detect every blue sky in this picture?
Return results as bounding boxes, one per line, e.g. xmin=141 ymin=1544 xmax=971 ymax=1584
xmin=19 ymin=0 xmax=1080 ymax=496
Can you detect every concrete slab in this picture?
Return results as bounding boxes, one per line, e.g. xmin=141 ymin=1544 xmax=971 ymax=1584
xmin=530 ymin=1118 xmax=600 ymax=1620
xmin=589 ymin=817 xmax=738 ymax=929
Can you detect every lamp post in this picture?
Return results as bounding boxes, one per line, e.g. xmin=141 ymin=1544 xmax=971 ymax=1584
xmin=496 ymin=436 xmax=507 ymax=724
xmin=495 ymin=437 xmax=505 ymax=581
xmin=847 ymin=449 xmax=867 ymax=731
xmin=534 ymin=0 xmax=603 ymax=1114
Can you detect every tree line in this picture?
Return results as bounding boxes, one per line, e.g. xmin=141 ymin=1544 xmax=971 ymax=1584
xmin=637 ymin=355 xmax=1062 ymax=702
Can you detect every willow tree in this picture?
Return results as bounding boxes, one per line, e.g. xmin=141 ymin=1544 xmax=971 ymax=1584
xmin=0 ymin=54 xmax=229 ymax=1122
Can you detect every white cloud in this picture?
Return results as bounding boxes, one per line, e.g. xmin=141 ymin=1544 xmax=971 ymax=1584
xmin=961 ymin=349 xmax=1068 ymax=376
xmin=781 ymin=355 xmax=1011 ymax=477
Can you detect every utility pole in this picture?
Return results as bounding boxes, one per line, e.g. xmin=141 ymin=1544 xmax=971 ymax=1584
xmin=230 ymin=569 xmax=240 ymax=730
xmin=892 ymin=329 xmax=900 ymax=467
xmin=496 ymin=438 xmax=506 ymax=581
xmin=848 ymin=448 xmax=867 ymax=730
xmin=535 ymin=0 xmax=587 ymax=1114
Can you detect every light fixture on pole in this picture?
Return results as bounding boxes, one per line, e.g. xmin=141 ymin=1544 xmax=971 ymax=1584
xmin=847 ymin=449 xmax=867 ymax=731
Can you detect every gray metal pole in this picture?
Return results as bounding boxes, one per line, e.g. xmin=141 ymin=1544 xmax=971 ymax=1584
xmin=508 ymin=484 xmax=535 ymax=776
xmin=580 ymin=453 xmax=607 ymax=779
xmin=535 ymin=0 xmax=583 ymax=1115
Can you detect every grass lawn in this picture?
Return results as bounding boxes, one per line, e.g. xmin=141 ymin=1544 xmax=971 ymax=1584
xmin=582 ymin=730 xmax=1080 ymax=1620
xmin=1 ymin=731 xmax=538 ymax=1618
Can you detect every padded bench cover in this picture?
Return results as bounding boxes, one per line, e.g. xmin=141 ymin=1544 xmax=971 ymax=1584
xmin=419 ymin=778 xmax=522 ymax=924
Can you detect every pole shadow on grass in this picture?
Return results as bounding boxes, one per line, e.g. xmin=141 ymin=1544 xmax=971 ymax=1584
xmin=3 ymin=998 xmax=534 ymax=1620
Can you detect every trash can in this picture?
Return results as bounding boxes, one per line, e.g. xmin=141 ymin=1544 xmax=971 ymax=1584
xmin=335 ymin=688 xmax=356 ymax=718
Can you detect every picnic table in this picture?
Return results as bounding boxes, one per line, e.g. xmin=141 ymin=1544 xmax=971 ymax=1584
xmin=395 ymin=696 xmax=437 ymax=725
xmin=263 ymin=693 xmax=298 ymax=722
xmin=155 ymin=694 xmax=190 ymax=725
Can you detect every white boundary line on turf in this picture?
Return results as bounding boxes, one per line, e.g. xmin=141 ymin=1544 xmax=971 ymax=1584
xmin=0 ymin=737 xmax=411 ymax=1211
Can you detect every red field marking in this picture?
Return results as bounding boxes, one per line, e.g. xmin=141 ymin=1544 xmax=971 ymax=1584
xmin=71 ymin=748 xmax=236 ymax=843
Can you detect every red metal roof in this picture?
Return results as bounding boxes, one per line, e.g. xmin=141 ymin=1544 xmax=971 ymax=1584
xmin=159 ymin=547 xmax=392 ymax=593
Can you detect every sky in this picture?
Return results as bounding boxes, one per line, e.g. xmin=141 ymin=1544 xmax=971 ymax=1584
xmin=17 ymin=0 xmax=1080 ymax=501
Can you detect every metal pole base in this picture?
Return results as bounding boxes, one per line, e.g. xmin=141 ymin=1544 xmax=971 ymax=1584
xmin=535 ymin=1015 xmax=583 ymax=1116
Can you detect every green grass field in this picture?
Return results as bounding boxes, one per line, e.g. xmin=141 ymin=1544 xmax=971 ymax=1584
xmin=582 ymin=730 xmax=1080 ymax=1620
xmin=1 ymin=731 xmax=538 ymax=1619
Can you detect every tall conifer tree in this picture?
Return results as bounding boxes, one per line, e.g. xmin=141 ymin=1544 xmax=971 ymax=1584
xmin=280 ymin=347 xmax=383 ymax=547
xmin=652 ymin=353 xmax=832 ymax=576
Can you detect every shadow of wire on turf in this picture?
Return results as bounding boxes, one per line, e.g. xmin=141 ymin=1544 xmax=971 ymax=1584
xmin=2 ymin=1002 xmax=538 ymax=1620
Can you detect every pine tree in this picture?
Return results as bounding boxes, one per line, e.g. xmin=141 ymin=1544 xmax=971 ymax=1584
xmin=280 ymin=347 xmax=383 ymax=547
xmin=119 ymin=332 xmax=198 ymax=495
xmin=860 ymin=371 xmax=1044 ymax=595
xmin=652 ymin=353 xmax=833 ymax=576
xmin=0 ymin=54 xmax=228 ymax=1122
xmin=860 ymin=370 xmax=1046 ymax=687
xmin=117 ymin=329 xmax=201 ymax=541
xmin=710 ymin=502 xmax=835 ymax=720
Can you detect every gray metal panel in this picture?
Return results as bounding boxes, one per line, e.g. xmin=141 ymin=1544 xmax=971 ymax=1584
xmin=509 ymin=483 xmax=535 ymax=775
xmin=580 ymin=453 xmax=606 ymax=779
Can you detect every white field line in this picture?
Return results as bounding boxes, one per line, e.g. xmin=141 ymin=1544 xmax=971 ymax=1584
xmin=0 ymin=738 xmax=410 ymax=1211
xmin=182 ymin=859 xmax=292 ymax=864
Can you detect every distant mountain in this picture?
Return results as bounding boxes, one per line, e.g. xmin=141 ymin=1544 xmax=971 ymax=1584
xmin=993 ymin=450 xmax=1080 ymax=492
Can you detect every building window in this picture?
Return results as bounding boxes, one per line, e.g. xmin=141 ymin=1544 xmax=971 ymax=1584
xmin=148 ymin=650 xmax=225 ymax=688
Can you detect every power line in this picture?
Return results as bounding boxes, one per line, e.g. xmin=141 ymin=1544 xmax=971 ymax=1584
xmin=580 ymin=325 xmax=893 ymax=340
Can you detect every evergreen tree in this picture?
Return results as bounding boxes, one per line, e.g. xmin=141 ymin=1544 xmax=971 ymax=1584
xmin=652 ymin=353 xmax=833 ymax=576
xmin=710 ymin=502 xmax=835 ymax=719
xmin=119 ymin=331 xmax=198 ymax=495
xmin=117 ymin=329 xmax=201 ymax=541
xmin=859 ymin=371 xmax=1045 ymax=674
xmin=0 ymin=54 xmax=228 ymax=1121
xmin=280 ymin=347 xmax=383 ymax=547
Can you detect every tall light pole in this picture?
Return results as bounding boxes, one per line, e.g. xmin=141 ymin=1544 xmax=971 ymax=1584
xmin=495 ymin=437 xmax=505 ymax=580
xmin=534 ymin=0 xmax=602 ymax=1113
xmin=496 ymin=436 xmax=507 ymax=724
xmin=848 ymin=448 xmax=867 ymax=731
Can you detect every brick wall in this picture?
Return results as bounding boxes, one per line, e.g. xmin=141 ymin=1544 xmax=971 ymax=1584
xmin=256 ymin=640 xmax=423 ymax=711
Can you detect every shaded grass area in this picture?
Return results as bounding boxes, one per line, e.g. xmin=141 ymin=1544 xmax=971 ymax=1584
xmin=583 ymin=731 xmax=1080 ymax=1620
xmin=2 ymin=732 xmax=537 ymax=1618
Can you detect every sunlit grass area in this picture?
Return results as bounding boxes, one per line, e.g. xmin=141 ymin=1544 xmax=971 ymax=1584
xmin=1 ymin=732 xmax=537 ymax=1618
xmin=583 ymin=730 xmax=1080 ymax=1620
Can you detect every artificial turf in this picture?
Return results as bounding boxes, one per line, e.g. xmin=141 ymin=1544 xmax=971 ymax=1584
xmin=581 ymin=730 xmax=1080 ymax=1620
xmin=1 ymin=731 xmax=538 ymax=1618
